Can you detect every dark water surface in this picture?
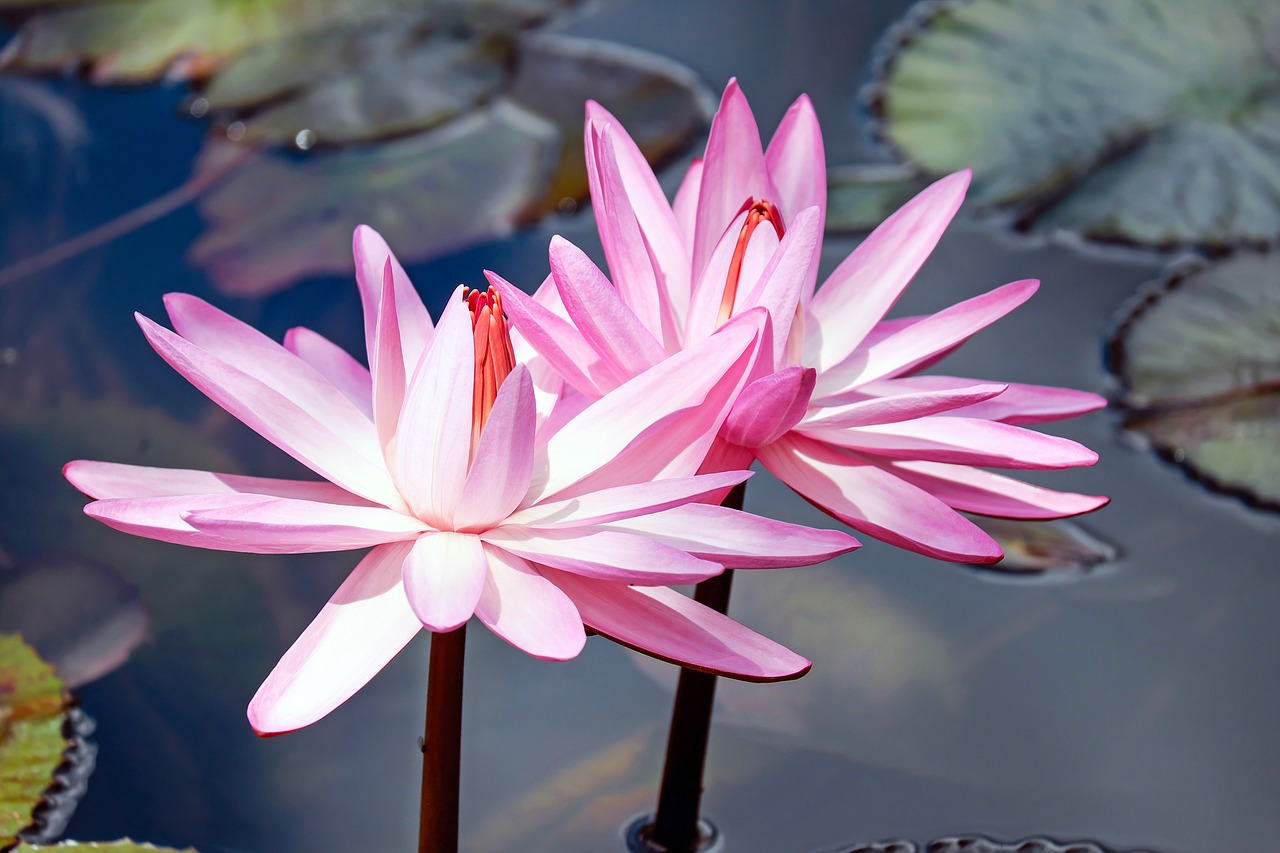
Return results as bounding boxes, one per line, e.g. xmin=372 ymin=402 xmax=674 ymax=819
xmin=2 ymin=3 xmax=1276 ymax=852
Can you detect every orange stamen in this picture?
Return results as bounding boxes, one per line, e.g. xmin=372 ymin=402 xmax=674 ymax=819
xmin=717 ymin=199 xmax=785 ymax=327
xmin=463 ymin=286 xmax=515 ymax=460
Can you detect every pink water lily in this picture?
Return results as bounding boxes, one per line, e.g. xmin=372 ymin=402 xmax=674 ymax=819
xmin=493 ymin=81 xmax=1107 ymax=564
xmin=65 ymin=227 xmax=857 ymax=734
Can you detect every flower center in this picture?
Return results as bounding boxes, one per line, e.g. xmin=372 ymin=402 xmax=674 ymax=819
xmin=717 ymin=198 xmax=786 ymax=327
xmin=464 ymin=286 xmax=515 ymax=459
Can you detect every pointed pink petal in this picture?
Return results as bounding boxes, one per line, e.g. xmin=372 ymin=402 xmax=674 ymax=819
xmin=64 ymin=460 xmax=373 ymax=504
xmin=546 ymin=569 xmax=811 ymax=682
xmin=506 ymin=471 xmax=751 ymax=529
xmin=475 ymin=545 xmax=585 ymax=660
xmin=488 ymin=271 xmax=611 ymax=397
xmin=812 ymin=416 xmax=1099 ymax=470
xmin=765 ymin=94 xmax=825 ymax=302
xmin=584 ymin=121 xmax=658 ymax=335
xmin=765 ymin=94 xmax=826 ymax=226
xmin=808 ymin=171 xmax=971 ymax=369
xmin=815 ymin=279 xmax=1040 ymax=395
xmin=737 ymin=206 xmax=822 ymax=364
xmin=84 ymin=493 xmax=309 ymax=551
xmin=605 ymin=503 xmax=859 ymax=568
xmin=483 ymin=528 xmax=722 ymax=585
xmin=137 ymin=314 xmax=402 ymax=508
xmin=857 ymin=376 xmax=1107 ymax=425
xmin=889 ymin=460 xmax=1109 ymax=519
xmin=393 ymin=291 xmax=472 ymax=528
xmin=672 ymin=158 xmax=703 ymax=248
xmin=182 ymin=498 xmax=427 ymax=553
xmin=372 ymin=259 xmax=408 ymax=458
xmin=401 ymin=532 xmax=487 ymax=632
xmin=249 ymin=541 xmax=420 ymax=735
xmin=164 ymin=293 xmax=379 ymax=446
xmin=454 ymin=367 xmax=536 ymax=531
xmin=353 ymin=225 xmax=433 ymax=372
xmin=803 ymin=383 xmax=1008 ymax=429
xmin=549 ymin=235 xmax=667 ymax=381
xmin=585 ymin=101 xmax=691 ymax=309
xmin=757 ymin=433 xmax=1002 ymax=563
xmin=284 ymin=327 xmax=374 ymax=420
xmin=722 ymin=366 xmax=816 ymax=448
xmin=692 ymin=80 xmax=774 ymax=281
xmin=534 ymin=316 xmax=759 ymax=501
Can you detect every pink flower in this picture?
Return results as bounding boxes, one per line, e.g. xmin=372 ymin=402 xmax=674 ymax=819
xmin=494 ymin=81 xmax=1107 ymax=564
xmin=65 ymin=227 xmax=857 ymax=734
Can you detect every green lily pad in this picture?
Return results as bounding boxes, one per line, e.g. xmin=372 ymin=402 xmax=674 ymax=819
xmin=189 ymin=33 xmax=710 ymax=294
xmin=1109 ymin=251 xmax=1280 ymax=508
xmin=14 ymin=842 xmax=198 ymax=852
xmin=197 ymin=21 xmax=510 ymax=148
xmin=0 ymin=634 xmax=73 ymax=848
xmin=0 ymin=0 xmax=570 ymax=84
xmin=826 ymin=162 xmax=929 ymax=234
xmin=0 ymin=0 xmax=392 ymax=83
xmin=866 ymin=0 xmax=1280 ymax=248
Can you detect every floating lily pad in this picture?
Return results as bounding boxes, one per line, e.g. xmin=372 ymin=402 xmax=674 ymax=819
xmin=1109 ymin=251 xmax=1280 ymax=508
xmin=0 ymin=634 xmax=74 ymax=847
xmin=826 ymin=163 xmax=929 ymax=234
xmin=925 ymin=838 xmax=1155 ymax=853
xmin=826 ymin=836 xmax=1160 ymax=853
xmin=0 ymin=0 xmax=571 ymax=83
xmin=969 ymin=518 xmax=1117 ymax=575
xmin=0 ymin=0 xmax=392 ymax=82
xmin=865 ymin=0 xmax=1280 ymax=248
xmin=188 ymin=104 xmax=558 ymax=296
xmin=14 ymin=842 xmax=198 ymax=852
xmin=189 ymin=33 xmax=710 ymax=294
xmin=197 ymin=21 xmax=510 ymax=148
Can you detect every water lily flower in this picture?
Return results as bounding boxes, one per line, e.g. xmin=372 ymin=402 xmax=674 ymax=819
xmin=64 ymin=227 xmax=857 ymax=735
xmin=493 ymin=81 xmax=1107 ymax=564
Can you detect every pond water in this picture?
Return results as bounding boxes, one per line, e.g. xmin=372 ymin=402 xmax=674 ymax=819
xmin=2 ymin=2 xmax=1277 ymax=852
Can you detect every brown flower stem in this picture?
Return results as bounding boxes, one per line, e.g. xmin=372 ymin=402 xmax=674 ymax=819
xmin=649 ymin=482 xmax=745 ymax=852
xmin=419 ymin=626 xmax=467 ymax=853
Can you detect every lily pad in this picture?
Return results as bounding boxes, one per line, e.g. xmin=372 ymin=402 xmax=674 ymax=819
xmin=865 ymin=0 xmax=1280 ymax=248
xmin=189 ymin=33 xmax=710 ymax=294
xmin=197 ymin=20 xmax=510 ymax=148
xmin=188 ymin=104 xmax=558 ymax=296
xmin=1108 ymin=251 xmax=1280 ymax=508
xmin=0 ymin=0 xmax=395 ymax=83
xmin=0 ymin=0 xmax=571 ymax=83
xmin=14 ymin=842 xmax=198 ymax=852
xmin=826 ymin=163 xmax=929 ymax=234
xmin=969 ymin=518 xmax=1117 ymax=575
xmin=0 ymin=634 xmax=74 ymax=847
xmin=926 ymin=838 xmax=1155 ymax=853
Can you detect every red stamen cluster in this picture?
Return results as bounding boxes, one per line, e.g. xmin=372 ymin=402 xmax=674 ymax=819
xmin=465 ymin=286 xmax=516 ymax=457
xmin=717 ymin=199 xmax=786 ymax=327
